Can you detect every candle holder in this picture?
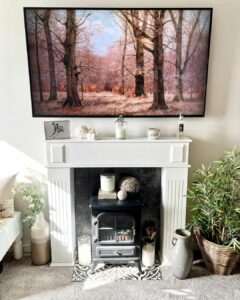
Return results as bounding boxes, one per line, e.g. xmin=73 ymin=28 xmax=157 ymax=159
xmin=115 ymin=115 xmax=127 ymax=139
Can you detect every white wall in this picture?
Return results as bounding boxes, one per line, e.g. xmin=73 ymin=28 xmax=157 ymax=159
xmin=1 ymin=0 xmax=240 ymax=245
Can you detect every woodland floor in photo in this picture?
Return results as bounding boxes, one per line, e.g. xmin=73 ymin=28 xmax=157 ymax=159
xmin=33 ymin=92 xmax=204 ymax=116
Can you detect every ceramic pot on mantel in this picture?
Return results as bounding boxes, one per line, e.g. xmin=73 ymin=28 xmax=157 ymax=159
xmin=31 ymin=212 xmax=51 ymax=265
xmin=171 ymin=229 xmax=193 ymax=279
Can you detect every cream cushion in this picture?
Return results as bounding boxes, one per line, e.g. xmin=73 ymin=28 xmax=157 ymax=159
xmin=0 ymin=174 xmax=17 ymax=218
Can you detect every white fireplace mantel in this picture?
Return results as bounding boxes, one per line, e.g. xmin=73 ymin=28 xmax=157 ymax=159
xmin=46 ymin=137 xmax=192 ymax=266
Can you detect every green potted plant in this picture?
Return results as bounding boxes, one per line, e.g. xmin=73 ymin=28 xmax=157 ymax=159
xmin=14 ymin=171 xmax=46 ymax=227
xmin=14 ymin=170 xmax=50 ymax=265
xmin=188 ymin=148 xmax=240 ymax=275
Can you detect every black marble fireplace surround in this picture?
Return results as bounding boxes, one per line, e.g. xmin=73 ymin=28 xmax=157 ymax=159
xmin=74 ymin=168 xmax=161 ymax=249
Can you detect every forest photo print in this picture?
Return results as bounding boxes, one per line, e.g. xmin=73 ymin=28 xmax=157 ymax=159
xmin=24 ymin=8 xmax=212 ymax=117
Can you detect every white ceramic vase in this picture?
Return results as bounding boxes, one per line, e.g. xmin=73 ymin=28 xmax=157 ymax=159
xmin=171 ymin=229 xmax=193 ymax=279
xmin=31 ymin=212 xmax=51 ymax=265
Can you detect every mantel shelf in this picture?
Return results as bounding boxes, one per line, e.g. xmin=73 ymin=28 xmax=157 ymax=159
xmin=46 ymin=137 xmax=192 ymax=143
xmin=46 ymin=136 xmax=191 ymax=168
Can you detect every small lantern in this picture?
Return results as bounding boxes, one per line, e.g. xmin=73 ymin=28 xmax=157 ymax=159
xmin=115 ymin=115 xmax=127 ymax=139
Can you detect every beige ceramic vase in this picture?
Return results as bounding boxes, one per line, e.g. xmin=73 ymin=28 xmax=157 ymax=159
xmin=31 ymin=212 xmax=51 ymax=265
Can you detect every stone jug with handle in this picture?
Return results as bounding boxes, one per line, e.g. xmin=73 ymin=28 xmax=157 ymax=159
xmin=171 ymin=229 xmax=193 ymax=279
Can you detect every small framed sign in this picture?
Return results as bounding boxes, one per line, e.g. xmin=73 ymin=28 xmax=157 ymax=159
xmin=44 ymin=120 xmax=70 ymax=140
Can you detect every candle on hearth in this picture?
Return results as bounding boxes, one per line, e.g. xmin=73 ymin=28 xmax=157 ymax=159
xmin=142 ymin=238 xmax=155 ymax=267
xmin=78 ymin=235 xmax=91 ymax=266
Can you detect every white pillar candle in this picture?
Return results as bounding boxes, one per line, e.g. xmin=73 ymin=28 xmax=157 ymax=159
xmin=142 ymin=242 xmax=155 ymax=267
xmin=78 ymin=244 xmax=91 ymax=266
xmin=100 ymin=174 xmax=115 ymax=192
xmin=78 ymin=235 xmax=91 ymax=266
xmin=115 ymin=127 xmax=126 ymax=139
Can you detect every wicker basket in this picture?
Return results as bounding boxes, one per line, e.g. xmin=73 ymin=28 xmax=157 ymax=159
xmin=194 ymin=229 xmax=240 ymax=275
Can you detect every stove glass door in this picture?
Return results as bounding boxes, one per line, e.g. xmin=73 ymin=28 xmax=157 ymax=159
xmin=97 ymin=212 xmax=135 ymax=244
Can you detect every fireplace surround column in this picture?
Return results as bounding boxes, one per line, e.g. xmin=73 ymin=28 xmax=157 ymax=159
xmin=48 ymin=167 xmax=76 ymax=266
xmin=160 ymin=167 xmax=188 ymax=264
xmin=46 ymin=138 xmax=191 ymax=266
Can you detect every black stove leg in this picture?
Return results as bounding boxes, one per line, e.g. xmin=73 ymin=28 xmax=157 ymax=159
xmin=90 ymin=262 xmax=97 ymax=274
xmin=136 ymin=261 xmax=142 ymax=274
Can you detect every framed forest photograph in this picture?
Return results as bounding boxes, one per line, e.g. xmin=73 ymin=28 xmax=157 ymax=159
xmin=24 ymin=8 xmax=213 ymax=117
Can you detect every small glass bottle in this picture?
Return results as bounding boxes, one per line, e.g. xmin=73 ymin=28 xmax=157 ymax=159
xmin=115 ymin=115 xmax=127 ymax=139
xmin=177 ymin=113 xmax=184 ymax=139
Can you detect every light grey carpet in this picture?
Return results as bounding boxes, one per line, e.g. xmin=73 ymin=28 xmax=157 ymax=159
xmin=0 ymin=257 xmax=239 ymax=300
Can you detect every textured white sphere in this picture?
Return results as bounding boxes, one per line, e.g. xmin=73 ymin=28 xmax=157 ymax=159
xmin=119 ymin=177 xmax=140 ymax=193
xmin=117 ymin=190 xmax=127 ymax=201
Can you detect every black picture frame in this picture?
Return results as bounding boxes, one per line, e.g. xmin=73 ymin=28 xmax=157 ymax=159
xmin=24 ymin=7 xmax=213 ymax=118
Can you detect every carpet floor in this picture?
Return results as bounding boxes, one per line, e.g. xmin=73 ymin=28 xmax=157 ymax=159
xmin=0 ymin=257 xmax=239 ymax=300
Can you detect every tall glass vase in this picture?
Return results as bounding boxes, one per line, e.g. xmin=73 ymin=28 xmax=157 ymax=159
xmin=31 ymin=212 xmax=50 ymax=265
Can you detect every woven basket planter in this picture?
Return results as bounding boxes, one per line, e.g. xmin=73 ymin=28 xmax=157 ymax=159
xmin=194 ymin=229 xmax=240 ymax=275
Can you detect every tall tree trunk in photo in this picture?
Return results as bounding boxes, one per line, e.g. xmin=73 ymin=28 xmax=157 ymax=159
xmin=121 ymin=21 xmax=127 ymax=95
xmin=170 ymin=10 xmax=202 ymax=102
xmin=63 ymin=10 xmax=81 ymax=107
xmin=34 ymin=12 xmax=43 ymax=102
xmin=174 ymin=11 xmax=184 ymax=102
xmin=151 ymin=10 xmax=168 ymax=110
xmin=40 ymin=10 xmax=57 ymax=101
xmin=134 ymin=10 xmax=147 ymax=97
xmin=135 ymin=38 xmax=145 ymax=96
xmin=121 ymin=10 xmax=147 ymax=97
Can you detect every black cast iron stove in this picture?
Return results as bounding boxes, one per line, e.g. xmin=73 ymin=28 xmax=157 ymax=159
xmin=89 ymin=196 xmax=142 ymax=273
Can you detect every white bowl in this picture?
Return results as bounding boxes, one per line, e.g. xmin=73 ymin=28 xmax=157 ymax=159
xmin=147 ymin=128 xmax=160 ymax=140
